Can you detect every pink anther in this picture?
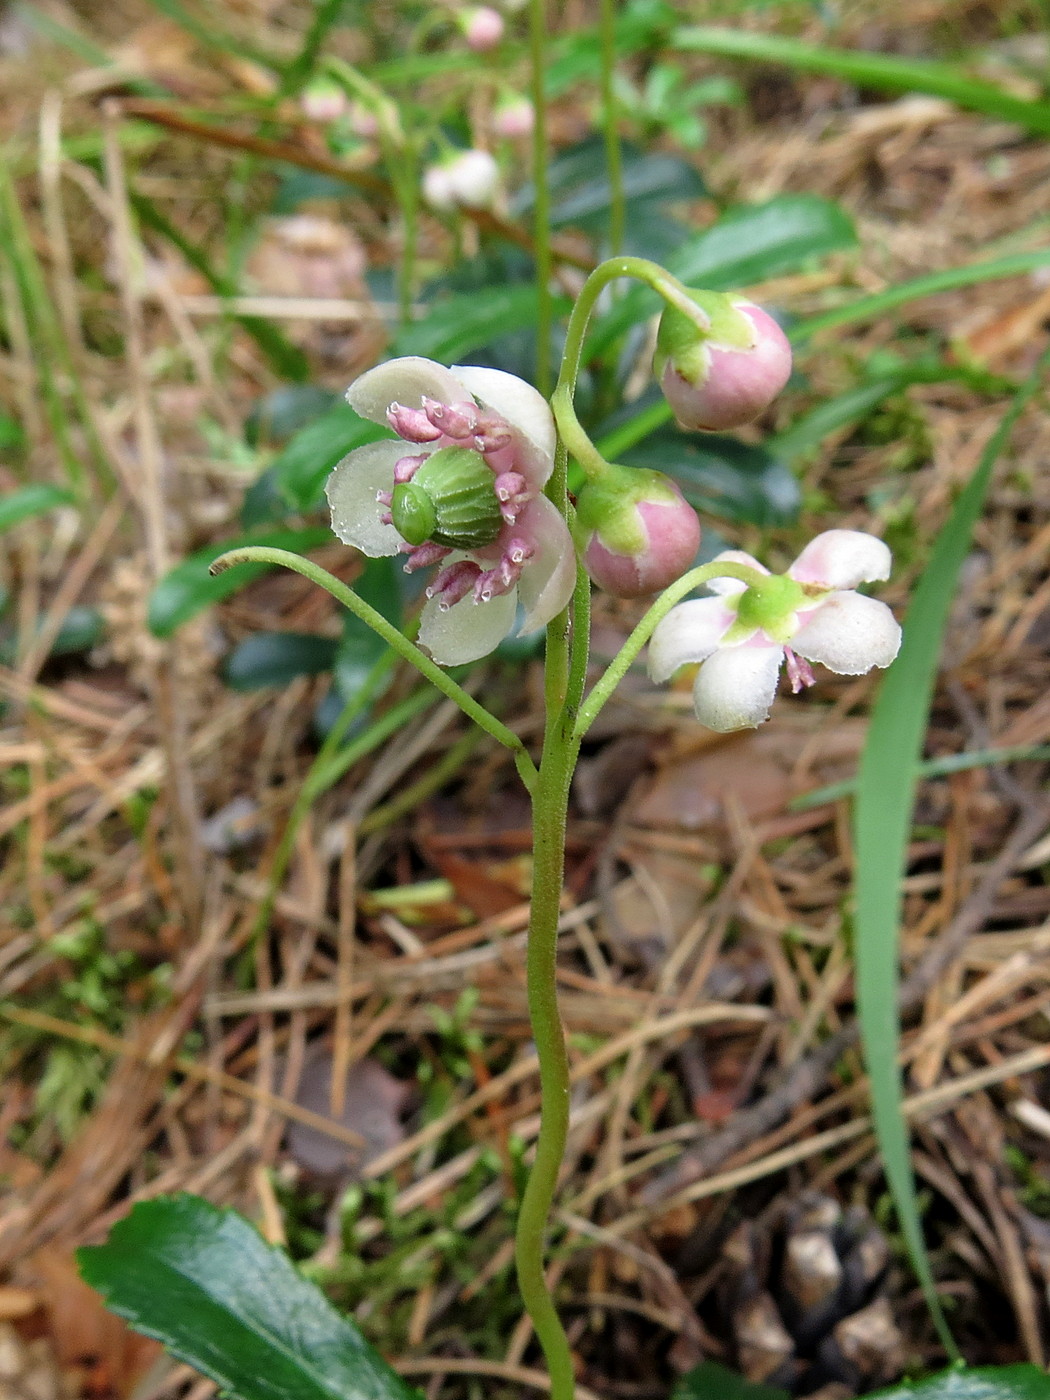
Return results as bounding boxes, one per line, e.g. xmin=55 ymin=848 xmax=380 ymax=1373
xmin=423 ymin=398 xmax=478 ymax=438
xmin=387 ymin=403 xmax=443 ymax=442
xmin=393 ymin=454 xmax=427 ymax=484
xmin=784 ymin=649 xmax=815 ymax=694
xmin=426 ymin=560 xmax=482 ymax=610
xmin=402 ymin=541 xmax=452 ymax=572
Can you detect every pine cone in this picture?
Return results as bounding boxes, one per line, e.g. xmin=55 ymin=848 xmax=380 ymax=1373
xmin=717 ymin=1192 xmax=905 ymax=1396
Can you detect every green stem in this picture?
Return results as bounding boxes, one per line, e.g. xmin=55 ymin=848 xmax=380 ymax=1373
xmin=573 ymin=559 xmax=767 ymax=742
xmin=209 ymin=547 xmax=537 ymax=789
xmin=550 ymin=255 xmax=707 ymax=479
xmin=529 ymin=0 xmax=553 ymax=395
xmin=598 ymin=0 xmax=624 ymax=257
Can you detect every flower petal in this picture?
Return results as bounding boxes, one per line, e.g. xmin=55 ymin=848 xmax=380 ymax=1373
xmin=791 ymin=591 xmax=901 ymax=674
xmin=705 ymin=549 xmax=769 ymax=596
xmin=692 ymin=645 xmax=783 ymax=731
xmin=347 ymin=357 xmax=469 ymax=428
xmin=418 ymin=588 xmax=517 ymax=665
xmin=452 ymin=366 xmax=556 ymax=489
xmin=788 ymin=530 xmax=892 ymax=589
xmin=325 ymin=440 xmax=409 ymax=557
xmin=647 ymin=597 xmax=736 ymax=682
xmin=513 ymin=496 xmax=576 ymax=633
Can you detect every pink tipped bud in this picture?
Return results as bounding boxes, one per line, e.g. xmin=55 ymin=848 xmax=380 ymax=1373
xmin=347 ymin=100 xmax=380 ymax=139
xmin=493 ymin=95 xmax=534 ymax=139
xmin=576 ymin=466 xmax=701 ymax=599
xmin=655 ymin=292 xmax=792 ymax=433
xmin=463 ymin=6 xmax=504 ymax=50
xmin=300 ymin=78 xmax=348 ymax=124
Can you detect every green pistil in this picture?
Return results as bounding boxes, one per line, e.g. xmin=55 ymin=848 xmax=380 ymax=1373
xmin=392 ymin=446 xmax=504 ymax=550
xmin=724 ymin=573 xmax=807 ymax=645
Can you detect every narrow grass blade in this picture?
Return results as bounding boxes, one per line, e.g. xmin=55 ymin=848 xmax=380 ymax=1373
xmin=0 ymin=484 xmax=74 ymax=532
xmin=853 ymin=347 xmax=1050 ymax=1354
xmin=673 ymin=27 xmax=1050 ymax=136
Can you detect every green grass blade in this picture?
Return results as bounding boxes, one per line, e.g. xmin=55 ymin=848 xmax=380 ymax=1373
xmin=673 ymin=26 xmax=1050 ymax=136
xmin=853 ymin=346 xmax=1050 ymax=1356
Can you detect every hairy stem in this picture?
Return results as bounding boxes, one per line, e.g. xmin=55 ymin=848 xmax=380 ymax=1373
xmin=598 ymin=0 xmax=624 ymax=257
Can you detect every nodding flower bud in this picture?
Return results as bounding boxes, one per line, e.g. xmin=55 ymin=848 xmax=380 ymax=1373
xmin=300 ymin=78 xmax=348 ymax=124
xmin=575 ymin=465 xmax=701 ymax=599
xmin=422 ymin=149 xmax=500 ymax=213
xmin=492 ymin=94 xmax=535 ymax=139
xmin=655 ymin=290 xmax=792 ymax=432
xmin=462 ymin=5 xmax=505 ymax=51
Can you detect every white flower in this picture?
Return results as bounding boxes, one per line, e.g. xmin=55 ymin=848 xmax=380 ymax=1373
xmin=648 ymin=529 xmax=902 ymax=731
xmin=326 ymin=356 xmax=575 ymax=665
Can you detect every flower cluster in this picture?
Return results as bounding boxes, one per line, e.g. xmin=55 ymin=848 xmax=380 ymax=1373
xmin=648 ymin=531 xmax=902 ymax=731
xmin=327 ymin=357 xmax=575 ymax=665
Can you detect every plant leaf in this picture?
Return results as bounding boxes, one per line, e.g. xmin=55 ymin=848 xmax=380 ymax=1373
xmin=223 ymin=632 xmax=339 ymax=690
xmin=853 ymin=349 xmax=1050 ymax=1356
xmin=868 ymin=1364 xmax=1050 ymax=1399
xmin=673 ymin=27 xmax=1050 ymax=137
xmin=78 ymin=1195 xmax=419 ymax=1400
xmin=147 ymin=527 xmax=333 ymax=638
xmin=675 ymin=1361 xmax=790 ymax=1400
xmin=0 ymin=484 xmax=74 ymax=532
xmin=391 ymin=284 xmax=570 ymax=364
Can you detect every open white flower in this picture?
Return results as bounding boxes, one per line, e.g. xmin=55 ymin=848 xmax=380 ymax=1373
xmin=648 ymin=530 xmax=902 ymax=731
xmin=326 ymin=356 xmax=575 ymax=665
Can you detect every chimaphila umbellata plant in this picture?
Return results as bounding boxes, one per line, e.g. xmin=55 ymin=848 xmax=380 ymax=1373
xmin=212 ymin=254 xmax=902 ymax=1400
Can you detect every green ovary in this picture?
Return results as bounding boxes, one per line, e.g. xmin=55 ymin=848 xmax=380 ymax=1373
xmin=730 ymin=574 xmax=808 ymax=644
xmin=393 ymin=447 xmax=504 ymax=550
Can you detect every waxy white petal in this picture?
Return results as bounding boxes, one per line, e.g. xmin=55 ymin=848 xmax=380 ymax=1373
xmin=692 ymin=644 xmax=783 ymax=731
xmin=418 ymin=587 xmax=517 ymax=665
xmin=789 ymin=530 xmax=892 ymax=589
xmin=326 ymin=440 xmax=410 ymax=557
xmin=347 ymin=357 xmax=469 ymax=428
xmin=647 ymin=597 xmax=736 ymax=683
xmin=704 ymin=549 xmax=769 ymax=596
xmin=791 ymin=591 xmax=901 ymax=674
xmin=514 ymin=496 xmax=576 ymax=633
xmin=453 ymin=365 xmax=557 ymax=489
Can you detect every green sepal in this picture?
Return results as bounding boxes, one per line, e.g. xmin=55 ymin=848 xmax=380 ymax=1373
xmin=654 ymin=288 xmax=755 ymax=384
xmin=406 ymin=447 xmax=504 ymax=549
xmin=574 ymin=463 xmax=681 ymax=555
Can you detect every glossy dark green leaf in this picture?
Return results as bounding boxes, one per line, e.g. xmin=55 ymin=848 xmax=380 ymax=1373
xmin=675 ymin=1361 xmax=789 ymax=1400
xmin=244 ymin=385 xmax=339 ymax=449
xmin=391 ymin=284 xmax=570 ymax=365
xmin=48 ymin=606 xmax=106 ymax=656
xmin=147 ymin=526 xmax=333 ymax=638
xmin=270 ymin=402 xmax=390 ymax=513
xmin=514 ymin=136 xmax=707 ymax=229
xmin=223 ymin=632 xmax=338 ymax=690
xmin=588 ymin=194 xmax=856 ymax=357
xmin=868 ymin=1365 xmax=1050 ymax=1399
xmin=0 ymin=484 xmax=74 ymax=532
xmin=622 ymin=428 xmax=800 ymax=526
xmin=0 ymin=413 xmax=24 ymax=451
xmin=78 ymin=1195 xmax=419 ymax=1400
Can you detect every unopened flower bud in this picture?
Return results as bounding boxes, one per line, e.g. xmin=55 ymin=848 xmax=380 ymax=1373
xmin=300 ymin=78 xmax=348 ymax=124
xmin=493 ymin=94 xmax=534 ymax=139
xmin=423 ymin=149 xmax=500 ymax=213
xmin=575 ymin=465 xmax=701 ymax=598
xmin=462 ymin=5 xmax=504 ymax=51
xmin=655 ymin=290 xmax=792 ymax=432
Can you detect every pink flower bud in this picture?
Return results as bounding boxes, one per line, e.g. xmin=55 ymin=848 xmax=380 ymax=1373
xmin=300 ymin=79 xmax=348 ymax=124
xmin=655 ymin=292 xmax=792 ymax=432
xmin=575 ymin=466 xmax=701 ymax=599
xmin=463 ymin=5 xmax=504 ymax=51
xmin=493 ymin=95 xmax=534 ymax=139
xmin=347 ymin=100 xmax=380 ymax=139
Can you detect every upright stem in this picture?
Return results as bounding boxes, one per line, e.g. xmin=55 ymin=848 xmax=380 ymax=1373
xmin=598 ymin=0 xmax=624 ymax=257
xmin=529 ymin=0 xmax=553 ymax=395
